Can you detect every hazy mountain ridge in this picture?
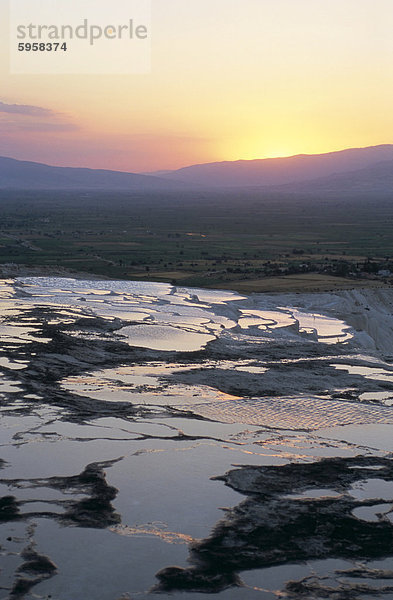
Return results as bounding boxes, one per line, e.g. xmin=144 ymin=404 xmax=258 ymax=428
xmin=0 ymin=144 xmax=392 ymax=193
xmin=0 ymin=156 xmax=187 ymax=191
xmin=152 ymin=144 xmax=393 ymax=188
xmin=273 ymin=159 xmax=393 ymax=195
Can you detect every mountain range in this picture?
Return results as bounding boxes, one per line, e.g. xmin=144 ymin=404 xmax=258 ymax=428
xmin=0 ymin=156 xmax=184 ymax=192
xmin=148 ymin=144 xmax=393 ymax=189
xmin=1 ymin=144 xmax=392 ymax=194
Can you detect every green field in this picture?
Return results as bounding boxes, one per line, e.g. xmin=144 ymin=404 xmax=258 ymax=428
xmin=1 ymin=190 xmax=392 ymax=291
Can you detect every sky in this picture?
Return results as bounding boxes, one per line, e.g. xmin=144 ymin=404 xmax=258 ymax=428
xmin=1 ymin=0 xmax=393 ymax=172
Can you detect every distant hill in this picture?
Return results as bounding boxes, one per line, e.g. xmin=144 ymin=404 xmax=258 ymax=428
xmin=0 ymin=156 xmax=186 ymax=191
xmin=150 ymin=144 xmax=393 ymax=189
xmin=270 ymin=159 xmax=393 ymax=196
xmin=1 ymin=145 xmax=393 ymax=194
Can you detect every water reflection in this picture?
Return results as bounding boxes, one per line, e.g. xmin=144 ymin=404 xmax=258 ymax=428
xmin=117 ymin=324 xmax=216 ymax=352
xmin=0 ymin=277 xmax=392 ymax=599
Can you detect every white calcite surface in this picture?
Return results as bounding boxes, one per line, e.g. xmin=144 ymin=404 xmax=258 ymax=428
xmin=0 ymin=277 xmax=393 ymax=599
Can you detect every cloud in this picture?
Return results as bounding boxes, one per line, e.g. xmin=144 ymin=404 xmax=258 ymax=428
xmin=0 ymin=101 xmax=55 ymax=117
xmin=0 ymin=100 xmax=79 ymax=134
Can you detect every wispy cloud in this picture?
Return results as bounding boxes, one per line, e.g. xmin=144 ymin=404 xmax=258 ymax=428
xmin=0 ymin=101 xmax=55 ymax=117
xmin=0 ymin=100 xmax=79 ymax=134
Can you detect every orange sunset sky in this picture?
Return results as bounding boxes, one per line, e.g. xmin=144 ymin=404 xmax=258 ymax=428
xmin=1 ymin=0 xmax=393 ymax=172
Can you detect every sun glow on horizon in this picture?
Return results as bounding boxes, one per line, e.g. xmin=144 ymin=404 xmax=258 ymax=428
xmin=235 ymin=147 xmax=304 ymax=161
xmin=225 ymin=144 xmax=355 ymax=164
xmin=1 ymin=0 xmax=393 ymax=171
